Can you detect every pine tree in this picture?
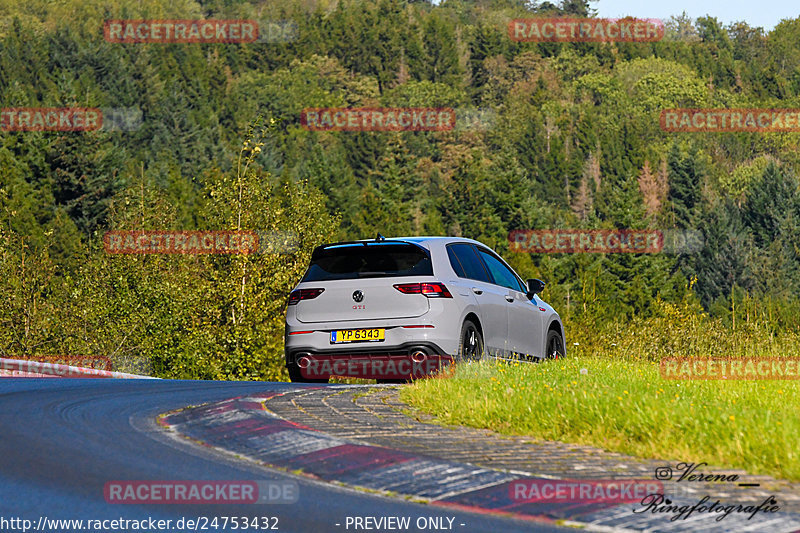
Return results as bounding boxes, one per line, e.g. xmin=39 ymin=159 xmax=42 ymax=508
xmin=741 ymin=162 xmax=796 ymax=248
xmin=666 ymin=143 xmax=704 ymax=229
xmin=637 ymin=160 xmax=667 ymax=219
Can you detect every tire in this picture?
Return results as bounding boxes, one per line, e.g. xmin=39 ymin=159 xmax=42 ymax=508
xmin=287 ymin=363 xmax=329 ymax=383
xmin=545 ymin=329 xmax=565 ymax=360
xmin=458 ymin=320 xmax=485 ymax=361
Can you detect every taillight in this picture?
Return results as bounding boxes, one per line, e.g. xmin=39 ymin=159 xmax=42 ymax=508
xmin=288 ymin=288 xmax=325 ymax=305
xmin=393 ymin=282 xmax=452 ymax=298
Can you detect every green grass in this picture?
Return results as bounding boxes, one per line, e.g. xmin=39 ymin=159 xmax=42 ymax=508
xmin=401 ymin=356 xmax=800 ymax=481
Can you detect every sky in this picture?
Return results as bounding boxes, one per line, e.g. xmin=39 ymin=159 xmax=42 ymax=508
xmin=594 ymin=0 xmax=798 ymax=31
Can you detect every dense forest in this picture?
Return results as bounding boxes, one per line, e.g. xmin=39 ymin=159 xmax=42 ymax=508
xmin=2 ymin=0 xmax=800 ymax=379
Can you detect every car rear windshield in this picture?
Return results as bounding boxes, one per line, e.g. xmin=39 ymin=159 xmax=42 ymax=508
xmin=302 ymin=243 xmax=433 ymax=281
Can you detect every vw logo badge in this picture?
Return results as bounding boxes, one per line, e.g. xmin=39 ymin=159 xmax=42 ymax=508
xmin=352 ymin=290 xmax=364 ymax=302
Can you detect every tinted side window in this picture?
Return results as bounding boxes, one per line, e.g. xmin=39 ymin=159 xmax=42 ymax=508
xmin=477 ymin=248 xmax=525 ymax=292
xmin=448 ymin=244 xmax=491 ymax=283
xmin=446 ymin=246 xmax=466 ymax=277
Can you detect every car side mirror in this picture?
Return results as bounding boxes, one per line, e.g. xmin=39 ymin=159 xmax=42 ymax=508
xmin=526 ymin=278 xmax=545 ymax=299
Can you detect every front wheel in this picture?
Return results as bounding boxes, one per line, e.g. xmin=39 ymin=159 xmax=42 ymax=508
xmin=545 ymin=329 xmax=565 ymax=360
xmin=459 ymin=320 xmax=485 ymax=362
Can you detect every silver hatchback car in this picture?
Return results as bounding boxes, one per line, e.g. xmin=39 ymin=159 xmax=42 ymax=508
xmin=284 ymin=236 xmax=565 ymax=382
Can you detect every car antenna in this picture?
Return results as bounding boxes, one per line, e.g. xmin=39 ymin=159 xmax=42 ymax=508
xmin=375 ymin=233 xmax=386 ymax=241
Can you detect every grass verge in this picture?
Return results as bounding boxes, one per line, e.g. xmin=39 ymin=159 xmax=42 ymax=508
xmin=400 ymin=356 xmax=799 ymax=481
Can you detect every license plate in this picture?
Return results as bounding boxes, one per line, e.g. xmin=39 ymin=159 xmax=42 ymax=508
xmin=331 ymin=329 xmax=385 ymax=343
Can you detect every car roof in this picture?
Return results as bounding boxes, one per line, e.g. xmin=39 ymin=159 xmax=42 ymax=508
xmin=311 ymin=237 xmax=490 ymax=258
xmin=369 ymin=236 xmax=486 ymax=248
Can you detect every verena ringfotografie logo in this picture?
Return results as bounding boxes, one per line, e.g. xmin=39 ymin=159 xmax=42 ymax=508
xmin=508 ymin=229 xmax=704 ymax=254
xmin=300 ymin=108 xmax=456 ymax=132
xmin=661 ymin=109 xmax=800 ymax=133
xmin=510 ymin=479 xmax=663 ymax=504
xmin=509 ymin=17 xmax=664 ymax=42
xmin=297 ymin=355 xmax=453 ymax=380
xmin=103 ymin=231 xmax=259 ymax=255
xmin=1 ymin=108 xmax=101 ymax=131
xmin=660 ymin=357 xmax=800 ymax=380
xmin=104 ymin=480 xmax=298 ymax=504
xmin=646 ymin=462 xmax=780 ymax=521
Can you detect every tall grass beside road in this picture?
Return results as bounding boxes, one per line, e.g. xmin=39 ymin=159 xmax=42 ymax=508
xmin=401 ymin=299 xmax=800 ymax=481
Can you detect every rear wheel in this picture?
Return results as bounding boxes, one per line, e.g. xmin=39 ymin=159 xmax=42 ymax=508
xmin=545 ymin=329 xmax=565 ymax=360
xmin=459 ymin=320 xmax=484 ymax=361
xmin=287 ymin=363 xmax=328 ymax=383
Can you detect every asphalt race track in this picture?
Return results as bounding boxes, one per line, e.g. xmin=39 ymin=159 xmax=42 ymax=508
xmin=0 ymin=379 xmax=572 ymax=533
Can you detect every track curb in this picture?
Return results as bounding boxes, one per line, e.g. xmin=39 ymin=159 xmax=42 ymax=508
xmin=158 ymin=387 xmax=800 ymax=533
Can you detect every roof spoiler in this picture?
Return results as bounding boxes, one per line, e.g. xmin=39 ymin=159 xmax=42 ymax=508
xmin=310 ymin=236 xmax=427 ymax=261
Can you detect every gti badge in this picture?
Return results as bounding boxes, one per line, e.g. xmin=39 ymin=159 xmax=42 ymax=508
xmin=352 ymin=290 xmax=364 ymax=302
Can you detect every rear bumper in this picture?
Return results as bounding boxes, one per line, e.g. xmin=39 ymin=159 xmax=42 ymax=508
xmin=285 ymin=340 xmax=447 ymax=365
xmin=285 ymin=344 xmax=453 ymax=380
xmin=285 ymin=297 xmax=463 ymax=360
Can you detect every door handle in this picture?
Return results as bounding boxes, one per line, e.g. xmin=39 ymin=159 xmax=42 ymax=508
xmin=505 ymin=296 xmax=514 ymax=302
xmin=471 ymin=287 xmax=483 ymax=295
